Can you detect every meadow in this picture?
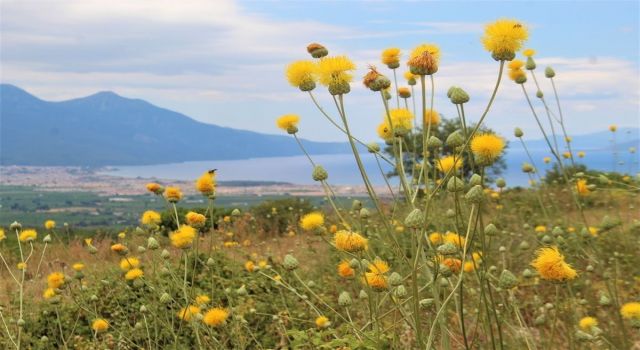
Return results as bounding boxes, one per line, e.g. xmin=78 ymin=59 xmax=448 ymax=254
xmin=1 ymin=18 xmax=639 ymax=349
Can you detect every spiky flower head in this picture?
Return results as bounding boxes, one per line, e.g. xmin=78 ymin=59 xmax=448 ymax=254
xmin=337 ymin=260 xmax=355 ymax=278
xmin=579 ymin=316 xmax=598 ymax=331
xmin=381 ymin=47 xmax=401 ymax=68
xmin=576 ymin=179 xmax=590 ymax=196
xmin=317 ymin=55 xmax=356 ymax=95
xmin=185 ymin=211 xmax=207 ymax=228
xmin=19 ymin=229 xmax=37 ymax=242
xmin=334 ymin=230 xmax=368 ymax=253
xmin=436 ymin=156 xmax=463 ymax=174
xmin=388 ymin=108 xmax=413 ymax=134
xmin=203 ymin=308 xmax=229 ymax=327
xmin=164 ymin=187 xmax=183 ymax=203
xmin=119 ymin=257 xmax=140 ymax=271
xmin=44 ymin=220 xmax=56 ymax=230
xmin=362 ymin=259 xmax=389 ymax=291
xmin=523 ymin=48 xmax=536 ymax=57
xmin=146 ymin=182 xmax=163 ymax=194
xmin=404 ymin=71 xmax=417 ymax=85
xmin=423 ymin=109 xmax=440 ymax=126
xmin=141 ymin=210 xmax=161 ymax=226
xmin=125 ymin=268 xmax=144 ymax=280
xmin=177 ymin=306 xmax=201 ymax=322
xmin=531 ymin=246 xmax=577 ymax=281
xmin=377 ymin=121 xmax=393 ymax=141
xmin=407 ymin=44 xmax=440 ymax=75
xmin=315 ymin=316 xmax=331 ymax=329
xmin=286 ymin=60 xmax=317 ymax=91
xmin=92 ymin=319 xmax=109 ymax=332
xmin=47 ymin=272 xmax=65 ymax=289
xmin=170 ymin=225 xmax=196 ymax=249
xmin=471 ymin=133 xmax=506 ymax=166
xmin=196 ymin=170 xmax=216 ymax=196
xmin=300 ymin=212 xmax=324 ymax=231
xmin=481 ymin=19 xmax=529 ymax=61
xmin=306 ymin=43 xmax=328 ymax=58
xmin=363 ymin=66 xmax=391 ymax=91
xmin=620 ymin=302 xmax=640 ymax=319
xmin=276 ymin=114 xmax=300 ymax=134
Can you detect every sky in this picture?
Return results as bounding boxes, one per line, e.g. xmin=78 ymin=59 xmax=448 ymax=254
xmin=1 ymin=0 xmax=639 ymax=143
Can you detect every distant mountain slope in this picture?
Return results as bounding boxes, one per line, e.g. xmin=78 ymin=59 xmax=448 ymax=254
xmin=0 ymin=84 xmax=350 ymax=166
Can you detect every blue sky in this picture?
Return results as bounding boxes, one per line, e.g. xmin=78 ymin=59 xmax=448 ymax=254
xmin=1 ymin=0 xmax=638 ymax=142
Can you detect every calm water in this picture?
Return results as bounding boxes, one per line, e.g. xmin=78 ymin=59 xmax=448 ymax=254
xmin=102 ymin=147 xmax=639 ymax=187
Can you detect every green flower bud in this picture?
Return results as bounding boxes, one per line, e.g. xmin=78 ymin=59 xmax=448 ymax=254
xmin=137 ymin=246 xmax=146 ymax=253
xmin=522 ymin=163 xmax=535 ymax=173
xmin=349 ymin=258 xmax=359 ymax=269
xmin=286 ymin=126 xmax=298 ymax=134
xmin=542 ymin=235 xmax=553 ymax=244
xmin=17 ymin=319 xmax=25 ymax=327
xmin=519 ymin=241 xmax=530 ymax=250
xmin=359 ymin=290 xmax=368 ymax=299
xmin=370 ymin=76 xmax=391 ymax=91
xmin=495 ymin=178 xmax=506 ymax=188
xmin=544 ymin=66 xmax=555 ymax=78
xmin=485 ymin=223 xmax=499 ymax=236
xmin=367 ymin=142 xmax=381 ymax=153
xmin=88 ymin=245 xmax=98 ymax=254
xmin=338 ymin=291 xmax=352 ymax=307
xmin=236 ymin=285 xmax=248 ymax=296
xmin=328 ymin=81 xmax=351 ymax=96
xmin=160 ymin=292 xmax=172 ymax=304
xmin=450 ymin=87 xmax=470 ymax=104
xmin=161 ymin=249 xmax=171 ymax=259
xmin=147 ymin=237 xmax=159 ymax=250
xmin=10 ymin=221 xmax=22 ymax=231
xmin=515 ymin=75 xmax=527 ymax=84
xmin=522 ymin=268 xmax=534 ymax=278
xmin=447 ymin=177 xmax=465 ymax=192
xmin=446 ymin=130 xmax=464 ymax=148
xmin=437 ymin=242 xmax=458 ymax=256
xmin=388 ymin=272 xmax=403 ymax=287
xmin=439 ymin=277 xmax=449 ymax=287
xmin=525 ymin=57 xmax=536 ymax=70
xmin=445 ymin=209 xmax=456 ymax=218
xmin=492 ymin=51 xmax=515 ymax=61
xmin=359 ymin=208 xmax=370 ymax=219
xmin=536 ymin=90 xmax=543 ymax=98
xmin=601 ymin=215 xmax=619 ymax=230
xmin=551 ymin=226 xmax=564 ymax=236
xmin=140 ymin=305 xmax=148 ymax=313
xmin=427 ymin=135 xmax=443 ymax=149
xmin=419 ymin=298 xmax=434 ymax=308
xmin=90 ymin=295 xmax=99 ymax=302
xmin=514 ymin=127 xmax=524 ymax=138
xmin=283 ymin=254 xmax=299 ymax=271
xmin=394 ymin=285 xmax=408 ymax=298
xmin=41 ymin=336 xmax=48 ymax=342
xmin=231 ymin=208 xmax=241 ymax=217
xmin=498 ymin=270 xmax=518 ymax=289
xmin=468 ymin=174 xmax=482 ymax=187
xmin=299 ymin=80 xmax=316 ymax=92
xmin=404 ymin=209 xmax=424 ymax=228
xmin=43 ymin=234 xmax=52 ymax=243
xmin=465 ymin=185 xmax=485 ymax=204
xmin=599 ymin=294 xmax=611 ymax=306
xmin=206 ymin=258 xmax=216 ymax=267
xmin=534 ymin=314 xmax=546 ymax=326
xmin=312 ymin=165 xmax=328 ymax=182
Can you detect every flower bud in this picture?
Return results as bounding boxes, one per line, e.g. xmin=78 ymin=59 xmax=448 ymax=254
xmin=389 ymin=272 xmax=403 ymax=287
xmin=328 ymin=81 xmax=351 ymax=96
xmin=10 ymin=221 xmax=22 ymax=231
xmin=485 ymin=223 xmax=499 ymax=236
xmin=495 ymin=178 xmax=506 ymax=188
xmin=338 ymin=291 xmax=352 ymax=306
xmin=468 ymin=174 xmax=482 ymax=187
xmin=427 ymin=136 xmax=443 ymax=149
xmin=522 ymin=163 xmax=535 ymax=173
xmin=283 ymin=254 xmax=299 ymax=271
xmin=312 ymin=165 xmax=328 ymax=182
xmin=160 ymin=293 xmax=172 ymax=304
xmin=525 ymin=57 xmax=536 ymax=70
xmin=147 ymin=237 xmax=159 ymax=250
xmin=394 ymin=285 xmax=408 ymax=298
xmin=236 ymin=285 xmax=248 ymax=296
xmin=349 ymin=259 xmax=359 ymax=269
xmin=514 ymin=127 xmax=524 ymax=138
xmin=419 ymin=298 xmax=434 ymax=308
xmin=515 ymin=75 xmax=527 ymax=84
xmin=536 ymin=90 xmax=543 ymax=98
xmin=359 ymin=290 xmax=368 ymax=299
xmin=137 ymin=246 xmax=146 ymax=253
xmin=306 ymin=43 xmax=328 ymax=58
xmin=367 ymin=142 xmax=380 ymax=153
xmin=446 ymin=131 xmax=464 ymax=148
xmin=140 ymin=305 xmax=148 ymax=313
xmin=437 ymin=242 xmax=458 ymax=255
xmin=465 ymin=185 xmax=485 ymax=204
xmin=447 ymin=177 xmax=465 ymax=192
xmin=498 ymin=270 xmax=518 ymax=289
xmin=359 ymin=208 xmax=370 ymax=219
xmin=43 ymin=234 xmax=52 ymax=243
xmin=161 ymin=249 xmax=171 ymax=259
xmin=544 ymin=67 xmax=555 ymax=78
xmin=519 ymin=241 xmax=530 ymax=250
xmin=207 ymin=258 xmax=216 ymax=267
xmin=450 ymin=87 xmax=470 ymax=104
xmin=445 ymin=209 xmax=456 ymax=218
xmin=404 ymin=209 xmax=424 ymax=228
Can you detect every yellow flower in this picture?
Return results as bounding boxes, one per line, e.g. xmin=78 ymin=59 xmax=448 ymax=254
xmin=508 ymin=68 xmax=526 ymax=82
xmin=0 ymin=228 xmax=5 ymax=241
xmin=164 ymin=186 xmax=183 ymax=202
xmin=443 ymin=232 xmax=465 ymax=247
xmin=481 ymin=18 xmax=528 ymax=60
xmin=258 ymin=260 xmax=268 ymax=269
xmin=562 ymin=151 xmax=571 ymax=159
xmin=620 ymin=302 xmax=640 ymax=319
xmin=442 ymin=258 xmax=462 ymax=273
xmin=508 ymin=59 xmax=525 ymax=70
xmin=463 ymin=261 xmax=475 ymax=273
xmin=409 ymin=44 xmax=441 ymax=62
xmin=531 ymin=246 xmax=577 ymax=281
xmin=47 ymin=272 xmax=65 ymax=289
xmin=588 ymin=226 xmax=599 ymax=237
xmin=523 ymin=48 xmax=536 ymax=57
xmin=43 ymin=288 xmax=56 ymax=299
xmin=119 ymin=257 xmax=140 ymax=271
xmin=19 ymin=229 xmax=37 ymax=242
xmin=203 ymin=307 xmax=229 ymax=327
xmin=141 ymin=210 xmax=161 ymax=226
xmin=436 ymin=156 xmax=463 ymax=173
xmin=577 ymin=151 xmax=585 ymax=158
xmin=196 ymin=295 xmax=210 ymax=305
xmin=423 ymin=109 xmax=440 ymax=126
xmin=388 ymin=108 xmax=413 ymax=131
xmin=543 ymin=157 xmax=551 ymax=164
xmin=334 ymin=230 xmax=368 ymax=253
xmin=92 ymin=319 xmax=109 ymax=332
xmin=125 ymin=268 xmax=144 ymax=280
xmin=118 ymin=231 xmax=126 ymax=239
xmin=337 ymin=260 xmax=355 ymax=278
xmin=381 ymin=47 xmax=401 ymax=66
xmin=17 ymin=262 xmax=27 ymax=270
xmin=377 ymin=121 xmax=393 ymax=141
xmin=404 ymin=71 xmax=416 ymax=82
xmin=44 ymin=220 xmax=56 ymax=230
xmin=534 ymin=225 xmax=547 ymax=233
xmin=609 ymin=124 xmax=617 ymax=132
xmin=579 ymin=316 xmax=597 ymax=331
xmin=170 ymin=225 xmax=196 ymax=249
xmin=576 ymin=179 xmax=590 ymax=196
xmin=285 ymin=60 xmax=317 ymax=89
xmin=195 ymin=171 xmax=216 ymax=196
xmin=428 ymin=232 xmax=444 ymax=245
xmin=177 ymin=306 xmax=201 ymax=322
xmin=398 ymin=86 xmax=411 ymax=98
xmin=300 ymin=212 xmax=324 ymax=231
xmin=245 ymin=260 xmax=255 ymax=272
xmin=316 ymin=55 xmax=356 ymax=87
xmin=315 ymin=316 xmax=331 ymax=329
xmin=276 ymin=114 xmax=300 ymax=131
xmin=72 ymin=263 xmax=85 ymax=271
xmin=471 ymin=134 xmax=505 ymax=165
xmin=111 ymin=243 xmax=127 ymax=253
xmin=186 ymin=211 xmax=207 ymax=227
xmin=146 ymin=182 xmax=162 ymax=194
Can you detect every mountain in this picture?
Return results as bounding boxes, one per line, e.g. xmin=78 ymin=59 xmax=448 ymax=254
xmin=0 ymin=84 xmax=350 ymax=166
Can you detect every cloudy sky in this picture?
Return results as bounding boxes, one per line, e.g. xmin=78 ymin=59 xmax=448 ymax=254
xmin=1 ymin=0 xmax=638 ymax=142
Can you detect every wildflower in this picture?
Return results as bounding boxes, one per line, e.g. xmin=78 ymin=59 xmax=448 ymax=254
xmin=258 ymin=260 xmax=268 ymax=269
xmin=531 ymin=246 xmax=577 ymax=281
xmin=44 ymin=220 xmax=56 ymax=230
xmin=388 ymin=108 xmax=413 ymax=132
xmin=170 ymin=225 xmax=196 ymax=249
xmin=186 ymin=211 xmax=207 ymax=228
xmin=481 ymin=19 xmax=528 ymax=60
xmin=609 ymin=125 xmax=617 ymax=132
xmin=315 ymin=316 xmax=331 ymax=329
xmin=316 ymin=56 xmax=356 ymax=95
xmin=146 ymin=182 xmax=163 ymax=194
xmin=300 ymin=212 xmax=324 ymax=231
xmin=276 ymin=114 xmax=300 ymax=134
xmin=409 ymin=44 xmax=441 ymax=62
xmin=245 ymin=261 xmax=255 ymax=272
xmin=19 ymin=229 xmax=37 ymax=242
xmin=577 ymin=151 xmax=585 ymax=158
xmin=404 ymin=71 xmax=417 ymax=85
xmin=523 ymin=48 xmax=536 ymax=57
xmin=92 ymin=319 xmax=109 ymax=332
xmin=363 ymin=259 xmax=389 ymax=291
xmin=377 ymin=121 xmax=393 ymax=141
xmin=0 ymin=229 xmax=4 ymax=241
xmin=17 ymin=262 xmax=26 ymax=270
xmin=363 ymin=66 xmax=390 ymax=92
xmin=471 ymin=133 xmax=505 ymax=166
xmin=534 ymin=225 xmax=547 ymax=233
xmin=334 ymin=230 xmax=368 ymax=253
xmin=118 ymin=231 xmax=126 ymax=239
xmin=196 ymin=295 xmax=210 ymax=305
xmin=443 ymin=232 xmax=465 ymax=247
xmin=337 ymin=260 xmax=355 ymax=278
xmin=398 ymin=86 xmax=411 ymax=98
xmin=203 ymin=308 xmax=229 ymax=327
xmin=407 ymin=44 xmax=440 ymax=75
xmin=43 ymin=288 xmax=56 ymax=299
xmin=576 ymin=179 xmax=590 ymax=196
xmin=47 ymin=272 xmax=65 ymax=289
xmin=621 ymin=302 xmax=640 ymax=319
xmin=429 ymin=232 xmax=444 ymax=245
xmin=442 ymin=258 xmax=462 ymax=273
xmin=177 ymin=306 xmax=201 ymax=322
xmin=306 ymin=42 xmax=328 ymax=58
xmin=196 ymin=171 xmax=216 ymax=196
xmin=579 ymin=316 xmax=598 ymax=331
xmin=286 ymin=60 xmax=317 ymax=91
xmin=423 ymin=109 xmax=440 ymax=126
xmin=381 ymin=47 xmax=401 ymax=68
xmin=588 ymin=227 xmax=599 ymax=237
xmin=125 ymin=268 xmax=144 ymax=280
xmin=543 ymin=157 xmax=551 ymax=164
xmin=119 ymin=257 xmax=140 ymax=271
xmin=72 ymin=263 xmax=85 ymax=271
xmin=463 ymin=261 xmax=475 ymax=273
xmin=436 ymin=156 xmax=463 ymax=173
xmin=164 ymin=187 xmax=183 ymax=203
xmin=508 ymin=59 xmax=525 ymax=70
xmin=111 ymin=243 xmax=128 ymax=254
xmin=141 ymin=210 xmax=161 ymax=226
xmin=563 ymin=152 xmax=571 ymax=159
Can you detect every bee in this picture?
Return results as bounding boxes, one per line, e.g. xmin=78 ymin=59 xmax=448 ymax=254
xmin=208 ymin=169 xmax=217 ymax=174
xmin=513 ymin=24 xmax=522 ymax=29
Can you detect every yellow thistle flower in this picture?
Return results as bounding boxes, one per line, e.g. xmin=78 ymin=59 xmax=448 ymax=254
xmin=334 ymin=230 xmax=368 ymax=253
xmin=177 ymin=305 xmax=201 ymax=322
xmin=481 ymin=18 xmax=528 ymax=60
xmin=258 ymin=260 xmax=268 ymax=269
xmin=285 ymin=60 xmax=317 ymax=90
xmin=377 ymin=121 xmax=393 ymax=141
xmin=329 ymin=224 xmax=338 ymax=234
xmin=409 ymin=44 xmax=441 ymax=62
xmin=423 ymin=109 xmax=440 ymax=126
xmin=300 ymin=212 xmax=324 ymax=231
xmin=43 ymin=288 xmax=56 ymax=299
xmin=276 ymin=114 xmax=300 ymax=131
xmin=315 ymin=316 xmax=331 ymax=329
xmin=146 ymin=182 xmax=162 ymax=194
xmin=19 ymin=229 xmax=37 ymax=242
xmin=407 ymin=44 xmax=440 ymax=75
xmin=72 ymin=263 xmax=85 ymax=272
xmin=463 ymin=261 xmax=475 ymax=273
xmin=543 ymin=157 xmax=551 ymax=164
xmin=195 ymin=171 xmax=216 ymax=196
xmin=442 ymin=258 xmax=462 ymax=273
xmin=111 ymin=243 xmax=127 ymax=253
xmin=196 ymin=295 xmax=210 ymax=305
xmin=472 ymin=252 xmax=483 ymax=264
xmin=534 ymin=225 xmax=547 ymax=233
xmin=577 ymin=151 xmax=585 ymax=158
xmin=170 ymin=225 xmax=196 ymax=249
xmin=562 ymin=152 xmax=571 ymax=159
xmin=125 ymin=268 xmax=144 ymax=280
xmin=47 ymin=272 xmax=65 ymax=289
xmin=471 ymin=134 xmax=505 ymax=165
xmin=186 ymin=211 xmax=207 ymax=227
xmin=508 ymin=68 xmax=526 ymax=82
xmin=579 ymin=316 xmax=597 ymax=330
xmin=531 ymin=246 xmax=577 ymax=281
xmin=337 ymin=260 xmax=355 ymax=278
xmin=119 ymin=257 xmax=140 ymax=271
xmin=620 ymin=302 xmax=640 ymax=319
xmin=381 ymin=47 xmax=401 ymax=66
xmin=141 ymin=210 xmax=161 ymax=226
xmin=576 ymin=179 xmax=590 ymax=196
xmin=428 ymin=232 xmax=444 ymax=245
xmin=388 ymin=108 xmax=413 ymax=131
xmin=245 ymin=260 xmax=255 ymax=272
xmin=118 ymin=231 xmax=126 ymax=239
xmin=588 ymin=226 xmax=599 ymax=237
xmin=398 ymin=86 xmax=411 ymax=98
xmin=44 ymin=220 xmax=56 ymax=230
xmin=316 ymin=55 xmax=356 ymax=86
xmin=404 ymin=71 xmax=416 ymax=82
xmin=0 ymin=228 xmax=5 ymax=241
xmin=203 ymin=307 xmax=229 ymax=327
xmin=164 ymin=186 xmax=183 ymax=202
xmin=436 ymin=156 xmax=463 ymax=173
xmin=508 ymin=59 xmax=525 ymax=70
xmin=92 ymin=319 xmax=109 ymax=332
xmin=523 ymin=48 xmax=536 ymax=57
xmin=443 ymin=232 xmax=465 ymax=247
xmin=362 ymin=259 xmax=389 ymax=291
xmin=17 ymin=262 xmax=26 ymax=270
